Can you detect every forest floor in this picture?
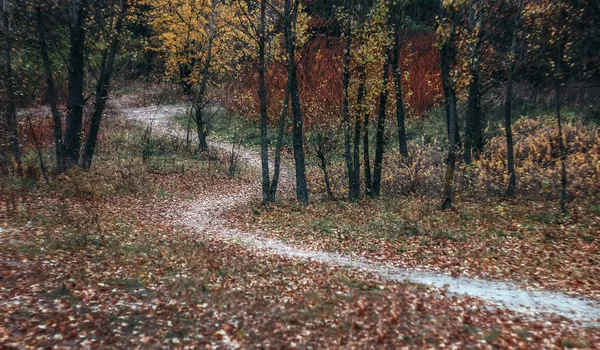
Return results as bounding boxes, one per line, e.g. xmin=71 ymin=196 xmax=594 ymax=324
xmin=1 ymin=97 xmax=600 ymax=348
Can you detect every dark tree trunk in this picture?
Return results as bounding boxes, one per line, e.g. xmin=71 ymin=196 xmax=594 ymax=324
xmin=504 ymin=65 xmax=516 ymax=197
xmin=81 ymin=0 xmax=127 ymax=170
xmin=353 ymin=76 xmax=366 ymax=199
xmin=341 ymin=4 xmax=357 ymax=201
xmin=363 ymin=111 xmax=372 ymax=196
xmin=440 ymin=3 xmax=459 ymax=210
xmin=63 ymin=0 xmax=86 ymax=170
xmin=259 ymin=0 xmax=270 ymax=203
xmin=504 ymin=0 xmax=522 ymax=197
xmin=3 ymin=0 xmax=21 ymax=168
xmin=353 ymin=111 xmax=362 ymax=199
xmin=372 ymin=58 xmax=390 ymax=198
xmin=391 ymin=32 xmax=408 ymax=158
xmin=268 ymin=82 xmax=290 ymax=201
xmin=189 ymin=0 xmax=216 ymax=153
xmin=464 ymin=2 xmax=483 ymax=164
xmin=556 ymin=43 xmax=567 ymax=215
xmin=195 ymin=107 xmax=209 ymax=151
xmin=36 ymin=6 xmax=65 ymax=173
xmin=284 ymin=0 xmax=308 ymax=204
xmin=464 ymin=70 xmax=482 ymax=164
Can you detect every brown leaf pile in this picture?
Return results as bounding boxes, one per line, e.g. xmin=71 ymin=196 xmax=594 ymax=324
xmin=1 ymin=174 xmax=599 ymax=348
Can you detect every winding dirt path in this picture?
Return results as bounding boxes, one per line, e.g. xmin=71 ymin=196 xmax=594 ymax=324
xmin=122 ymin=102 xmax=600 ymax=326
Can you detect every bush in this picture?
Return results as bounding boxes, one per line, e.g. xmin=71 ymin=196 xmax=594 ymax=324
xmin=474 ymin=119 xmax=600 ymax=199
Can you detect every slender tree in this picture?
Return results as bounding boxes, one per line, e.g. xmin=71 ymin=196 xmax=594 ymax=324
xmin=555 ymin=40 xmax=567 ymax=214
xmin=192 ymin=0 xmax=217 ymax=152
xmin=504 ymin=0 xmax=524 ymax=197
xmin=36 ymin=5 xmax=65 ymax=173
xmin=268 ymin=83 xmax=290 ymax=201
xmin=371 ymin=55 xmax=390 ymax=198
xmin=390 ymin=1 xmax=408 ymax=158
xmin=258 ymin=0 xmax=270 ymax=202
xmin=81 ymin=0 xmax=128 ymax=169
xmin=63 ymin=0 xmax=86 ymax=170
xmin=283 ymin=0 xmax=308 ymax=204
xmin=362 ymin=102 xmax=372 ymax=196
xmin=341 ymin=0 xmax=359 ymax=201
xmin=2 ymin=0 xmax=21 ymax=169
xmin=439 ymin=0 xmax=460 ymax=210
xmin=463 ymin=0 xmax=484 ymax=164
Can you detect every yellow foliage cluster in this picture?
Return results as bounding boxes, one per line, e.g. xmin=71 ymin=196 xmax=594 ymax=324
xmin=474 ymin=119 xmax=600 ymax=199
xmin=141 ymin=0 xmax=249 ymax=86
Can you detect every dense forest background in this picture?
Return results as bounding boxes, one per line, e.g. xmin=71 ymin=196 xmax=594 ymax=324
xmin=1 ymin=0 xmax=599 ymax=210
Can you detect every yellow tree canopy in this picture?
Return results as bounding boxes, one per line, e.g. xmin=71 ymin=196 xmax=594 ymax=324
xmin=141 ymin=0 xmax=247 ymax=88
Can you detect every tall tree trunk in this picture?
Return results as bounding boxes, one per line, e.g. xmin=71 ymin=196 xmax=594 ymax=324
xmin=341 ymin=2 xmax=357 ymax=201
xmin=268 ymin=82 xmax=290 ymax=201
xmin=81 ymin=0 xmax=127 ymax=169
xmin=464 ymin=2 xmax=483 ymax=164
xmin=464 ymin=70 xmax=482 ymax=164
xmin=504 ymin=0 xmax=522 ymax=197
xmin=353 ymin=75 xmax=366 ymax=199
xmin=372 ymin=58 xmax=390 ymax=198
xmin=440 ymin=3 xmax=459 ymax=210
xmin=36 ymin=6 xmax=65 ymax=173
xmin=440 ymin=12 xmax=461 ymax=149
xmin=391 ymin=31 xmax=408 ymax=158
xmin=3 ymin=0 xmax=21 ymax=168
xmin=63 ymin=0 xmax=86 ymax=170
xmin=191 ymin=0 xmax=216 ymax=153
xmin=504 ymin=61 xmax=517 ymax=196
xmin=363 ymin=111 xmax=372 ymax=196
xmin=258 ymin=0 xmax=270 ymax=203
xmin=556 ymin=42 xmax=567 ymax=215
xmin=284 ymin=0 xmax=308 ymax=204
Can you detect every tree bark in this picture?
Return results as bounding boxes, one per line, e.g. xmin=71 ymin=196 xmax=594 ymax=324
xmin=259 ymin=0 xmax=270 ymax=203
xmin=268 ymin=82 xmax=290 ymax=201
xmin=194 ymin=107 xmax=209 ymax=151
xmin=504 ymin=0 xmax=522 ymax=197
xmin=3 ymin=0 xmax=21 ymax=168
xmin=36 ymin=6 xmax=66 ymax=173
xmin=556 ymin=42 xmax=567 ymax=215
xmin=63 ymin=0 xmax=86 ymax=170
xmin=284 ymin=0 xmax=308 ymax=204
xmin=391 ymin=31 xmax=408 ymax=158
xmin=353 ymin=75 xmax=366 ymax=199
xmin=372 ymin=58 xmax=390 ymax=198
xmin=189 ymin=0 xmax=216 ymax=153
xmin=363 ymin=109 xmax=372 ymax=196
xmin=440 ymin=2 xmax=459 ymax=210
xmin=81 ymin=0 xmax=127 ymax=169
xmin=341 ymin=2 xmax=357 ymax=202
xmin=464 ymin=1 xmax=483 ymax=164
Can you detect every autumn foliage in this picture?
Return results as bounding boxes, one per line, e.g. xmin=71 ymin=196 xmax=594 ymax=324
xmin=224 ymin=32 xmax=441 ymax=128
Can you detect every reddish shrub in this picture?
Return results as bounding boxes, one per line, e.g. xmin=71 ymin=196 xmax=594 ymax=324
xmin=224 ymin=32 xmax=442 ymax=128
